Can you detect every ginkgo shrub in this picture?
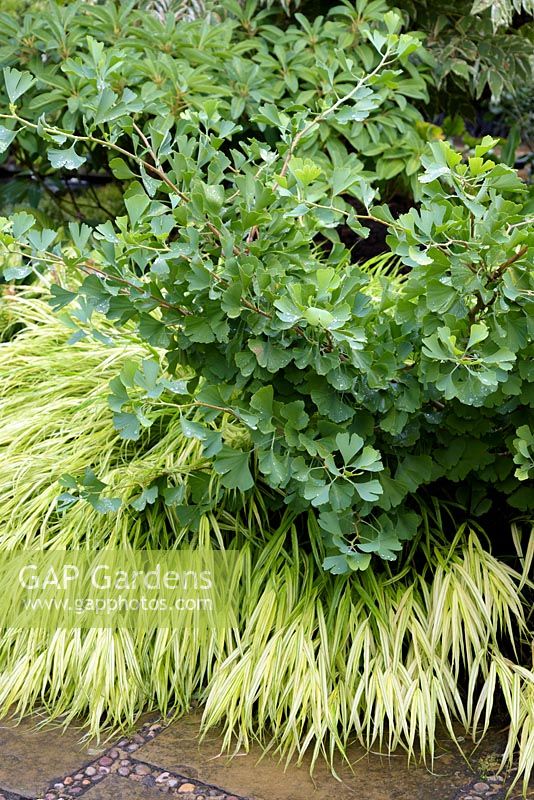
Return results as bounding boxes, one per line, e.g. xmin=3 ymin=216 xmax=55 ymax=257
xmin=0 ymin=2 xmax=533 ymax=573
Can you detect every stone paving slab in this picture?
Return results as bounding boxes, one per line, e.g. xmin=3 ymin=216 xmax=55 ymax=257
xmin=29 ymin=718 xmax=244 ymax=800
xmin=0 ymin=711 xmax=529 ymax=800
xmin=0 ymin=717 xmax=105 ymax=798
xmin=135 ymin=712 xmax=474 ymax=800
xmin=78 ymin=775 xmax=172 ymax=800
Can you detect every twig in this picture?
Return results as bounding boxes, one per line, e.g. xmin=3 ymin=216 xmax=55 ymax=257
xmin=279 ymin=48 xmax=393 ymax=178
xmin=489 ymin=246 xmax=528 ymax=283
xmin=468 ymin=246 xmax=529 ymax=321
xmin=1 ymin=111 xmax=189 ymax=200
xmin=80 ymin=261 xmax=192 ymax=316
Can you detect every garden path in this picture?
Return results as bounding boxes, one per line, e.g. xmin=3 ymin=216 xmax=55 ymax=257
xmin=0 ymin=713 xmax=526 ymax=800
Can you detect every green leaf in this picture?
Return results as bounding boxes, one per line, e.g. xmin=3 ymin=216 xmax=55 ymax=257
xmin=310 ymin=378 xmax=354 ymax=423
xmin=108 ymin=376 xmax=130 ymax=413
xmin=49 ymin=285 xmax=77 ymax=312
xmin=352 ymin=446 xmax=383 ymax=472
xmin=48 ymin=145 xmax=86 ymax=170
xmin=0 ymin=125 xmax=16 ymax=153
xmin=358 ymin=526 xmax=403 ymax=561
xmin=258 ymin=450 xmax=288 ymax=486
xmin=354 ymin=479 xmax=383 ymax=502
xmin=11 ymin=211 xmax=34 ymax=239
xmin=322 ymin=555 xmax=352 ymax=574
xmin=68 ymin=222 xmax=92 ymax=250
xmin=131 ymin=485 xmax=159 ymax=511
xmin=27 ymin=228 xmax=56 ymax=252
xmin=467 ymin=322 xmax=489 ymax=349
xmin=329 ymin=480 xmax=355 ymax=510
xmin=221 ymin=282 xmax=243 ymax=318
xmin=213 ymin=446 xmax=254 ymax=491
xmin=89 ymin=495 xmax=122 ymax=514
xmin=201 ymin=183 xmax=225 ymax=213
xmin=161 ymin=484 xmax=185 ymax=506
xmin=249 ymin=338 xmax=293 ymax=372
xmin=134 ymin=359 xmax=164 ymax=398
xmin=475 ymin=136 xmax=500 ymax=158
xmin=3 ymin=264 xmax=32 ymax=281
xmin=395 ymin=455 xmax=433 ymax=492
xmin=3 ymin=67 xmax=35 ymax=103
xmin=304 ymin=307 xmax=334 ymax=328
xmin=289 ymin=157 xmax=322 ymax=185
xmin=180 ymin=418 xmax=210 ymax=440
xmin=513 ymin=425 xmax=534 ymax=481
xmin=303 ymin=480 xmax=330 ymax=507
xmin=324 ymin=552 xmax=372 ymax=573
xmin=113 ymin=412 xmax=142 ymax=440
xmin=138 ymin=315 xmax=171 ymax=348
xmin=285 ymin=203 xmax=310 ymax=218
xmin=125 ymin=186 xmax=150 ymax=227
xmin=274 ymin=297 xmax=302 ymax=325
xmin=336 ymin=432 xmax=364 ymax=464
xmin=281 ymin=400 xmax=309 ymax=431
xmin=109 ymin=157 xmax=136 ymax=179
xmin=250 ymin=386 xmax=275 ymax=433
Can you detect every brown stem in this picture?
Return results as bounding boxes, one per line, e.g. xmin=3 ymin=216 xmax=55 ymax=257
xmin=246 ymin=225 xmax=259 ymax=243
xmin=129 ymin=121 xmax=237 ymax=252
xmin=468 ymin=292 xmax=486 ymax=323
xmin=468 ymin=246 xmax=529 ymax=322
xmin=2 ymin=111 xmax=190 ymax=201
xmin=132 ymin=121 xmax=159 ymax=166
xmin=81 ymin=262 xmax=192 ymax=316
xmin=489 ymin=246 xmax=528 ymax=282
xmin=279 ymin=49 xmax=392 ymax=178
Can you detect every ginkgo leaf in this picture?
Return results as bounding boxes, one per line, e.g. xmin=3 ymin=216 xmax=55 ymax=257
xmin=48 ymin=145 xmax=86 ymax=170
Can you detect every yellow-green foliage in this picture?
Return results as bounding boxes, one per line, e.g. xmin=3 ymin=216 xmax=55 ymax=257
xmin=0 ymin=290 xmax=533 ymax=793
